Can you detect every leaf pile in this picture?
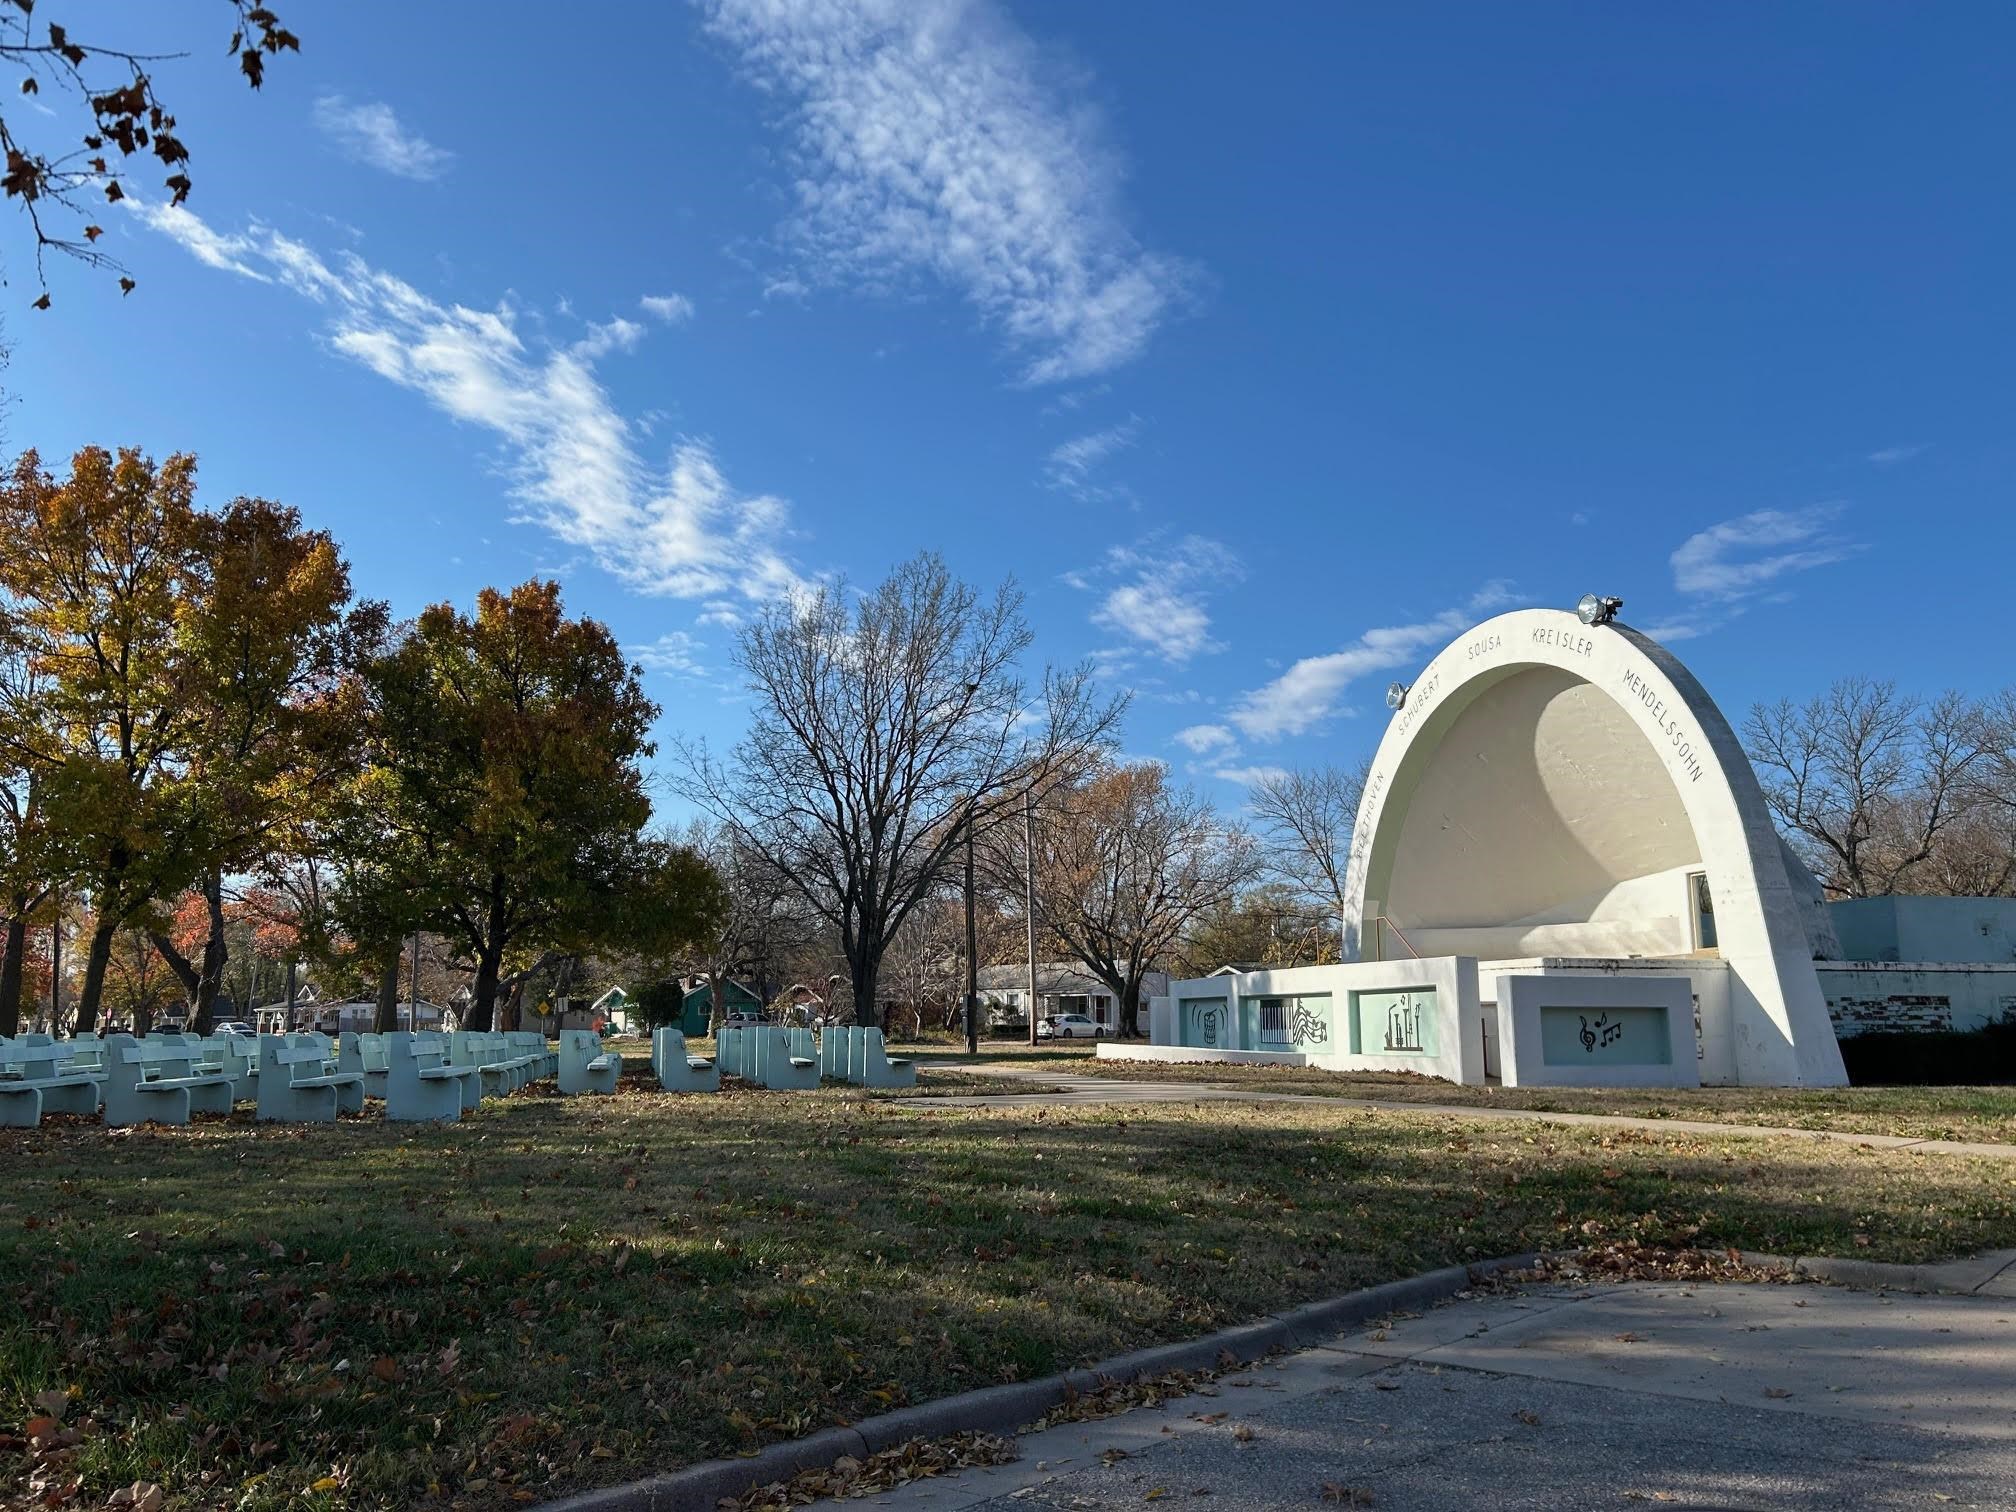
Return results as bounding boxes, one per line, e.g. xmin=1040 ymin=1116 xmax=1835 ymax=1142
xmin=722 ymin=1432 xmax=1018 ymax=1509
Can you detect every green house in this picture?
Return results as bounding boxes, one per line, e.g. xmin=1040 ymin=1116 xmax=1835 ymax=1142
xmin=681 ymin=976 xmax=763 ymax=1031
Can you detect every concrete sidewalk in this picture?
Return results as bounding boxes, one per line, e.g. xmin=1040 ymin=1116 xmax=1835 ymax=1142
xmin=913 ymin=1065 xmax=2016 ymax=1161
xmin=812 ymin=1280 xmax=2016 ymax=1510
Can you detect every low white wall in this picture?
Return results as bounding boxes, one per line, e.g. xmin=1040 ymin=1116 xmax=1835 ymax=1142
xmin=1497 ymin=973 xmax=1701 ymax=1089
xmin=1168 ymin=958 xmax=1484 ymax=1085
xmin=1817 ymin=962 xmax=2016 ymax=1037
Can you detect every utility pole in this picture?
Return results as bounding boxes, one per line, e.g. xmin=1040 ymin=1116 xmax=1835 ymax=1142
xmin=1024 ymin=790 xmax=1040 ymax=1047
xmin=407 ymin=930 xmax=420 ymax=1033
xmin=964 ymin=812 xmax=979 ymax=1056
xmin=49 ymin=892 xmax=60 ymax=1033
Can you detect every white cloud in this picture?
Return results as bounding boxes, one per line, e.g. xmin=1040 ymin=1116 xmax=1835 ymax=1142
xmin=699 ymin=0 xmax=1190 ymax=383
xmin=1867 ymin=442 xmax=1928 ymax=466
xmin=1635 ymin=620 xmax=1706 ymax=643
xmin=1081 ymin=535 xmax=1242 ymax=665
xmin=1211 ymin=764 xmax=1291 ymax=787
xmin=1668 ymin=505 xmax=1857 ymax=599
xmin=135 ymin=202 xmax=802 ymax=605
xmin=312 ymin=95 xmax=453 ymax=181
xmin=629 ymin=630 xmax=707 ymax=676
xmin=1044 ymin=418 xmax=1138 ymax=501
xmin=1228 ymin=583 xmax=1516 ymax=741
xmin=1173 ymin=723 xmax=1234 ymax=755
xmin=640 ymin=293 xmax=697 ymax=324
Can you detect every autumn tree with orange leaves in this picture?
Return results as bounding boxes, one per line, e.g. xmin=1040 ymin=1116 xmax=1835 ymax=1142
xmin=358 ymin=580 xmax=724 ymax=1031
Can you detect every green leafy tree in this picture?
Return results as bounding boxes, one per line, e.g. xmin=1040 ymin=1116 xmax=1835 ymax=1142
xmin=148 ymin=497 xmax=376 ymax=1032
xmin=364 ymin=580 xmax=719 ymax=1029
xmin=0 ymin=446 xmax=206 ymax=1032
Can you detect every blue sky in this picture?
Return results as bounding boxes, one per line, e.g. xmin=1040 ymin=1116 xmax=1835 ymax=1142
xmin=10 ymin=2 xmax=2013 ymax=807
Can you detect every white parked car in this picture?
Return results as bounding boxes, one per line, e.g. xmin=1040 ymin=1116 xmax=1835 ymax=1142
xmin=213 ymin=1021 xmax=256 ymax=1037
xmin=1038 ymin=1013 xmax=1105 ymax=1040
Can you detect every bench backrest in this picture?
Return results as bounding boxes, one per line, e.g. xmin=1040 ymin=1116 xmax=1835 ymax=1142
xmin=259 ymin=1032 xmax=339 ymax=1083
xmin=116 ymin=1038 xmax=202 ymax=1078
xmin=0 ymin=1038 xmax=95 ymax=1081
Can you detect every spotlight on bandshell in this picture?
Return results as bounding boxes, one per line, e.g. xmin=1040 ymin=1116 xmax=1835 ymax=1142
xmin=1576 ymin=593 xmax=1624 ymax=627
xmin=1385 ymin=681 xmax=1409 ymax=711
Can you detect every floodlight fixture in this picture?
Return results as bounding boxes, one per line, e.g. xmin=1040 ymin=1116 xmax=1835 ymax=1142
xmin=1576 ymin=593 xmax=1624 ymax=627
xmin=1385 ymin=680 xmax=1409 ymax=711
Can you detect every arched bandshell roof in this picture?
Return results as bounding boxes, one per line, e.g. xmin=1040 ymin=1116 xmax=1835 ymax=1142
xmin=1341 ymin=608 xmax=1845 ymax=1087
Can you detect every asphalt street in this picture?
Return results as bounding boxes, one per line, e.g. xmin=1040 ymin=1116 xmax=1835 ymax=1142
xmin=812 ymin=1279 xmax=2016 ymax=1510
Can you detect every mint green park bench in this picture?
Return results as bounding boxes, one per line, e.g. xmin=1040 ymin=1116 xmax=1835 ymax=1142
xmin=505 ymin=1030 xmax=557 ymax=1079
xmin=558 ymin=1029 xmax=620 ymax=1094
xmin=746 ymin=1025 xmax=818 ymax=1090
xmin=0 ymin=1037 xmax=104 ymax=1125
xmin=338 ymin=1032 xmax=391 ymax=1098
xmin=821 ymin=1025 xmax=916 ymax=1088
xmin=713 ymin=1024 xmax=751 ymax=1079
xmin=382 ymin=1031 xmax=479 ymax=1123
xmin=209 ymin=1034 xmax=260 ymax=1101
xmin=650 ymin=1027 xmax=719 ymax=1092
xmin=449 ymin=1031 xmax=538 ymax=1097
xmin=103 ymin=1033 xmax=234 ymax=1126
xmin=255 ymin=1032 xmax=365 ymax=1122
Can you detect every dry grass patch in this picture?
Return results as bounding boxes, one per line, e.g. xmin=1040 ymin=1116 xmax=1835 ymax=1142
xmin=1065 ymin=1059 xmax=2016 ymax=1143
xmin=2 ymin=1080 xmax=2012 ymax=1509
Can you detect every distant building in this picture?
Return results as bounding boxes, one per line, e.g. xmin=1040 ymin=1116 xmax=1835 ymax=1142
xmin=681 ymin=976 xmax=765 ymax=1026
xmin=974 ymin=962 xmax=1170 ymax=1033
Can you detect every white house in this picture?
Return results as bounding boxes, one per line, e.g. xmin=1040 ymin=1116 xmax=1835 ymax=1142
xmin=975 ymin=962 xmax=1171 ymax=1033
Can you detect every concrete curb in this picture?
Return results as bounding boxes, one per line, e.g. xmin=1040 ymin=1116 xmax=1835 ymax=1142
xmin=542 ymin=1245 xmax=2016 ymax=1510
xmin=539 ymin=1253 xmax=1539 ymax=1511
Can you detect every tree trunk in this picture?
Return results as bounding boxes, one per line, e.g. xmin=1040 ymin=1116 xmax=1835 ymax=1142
xmin=372 ymin=951 xmax=402 ymax=1033
xmin=1118 ymin=976 xmax=1142 ymax=1039
xmin=192 ymin=870 xmax=228 ymax=1035
xmin=75 ymin=913 xmax=120 ymax=1034
xmin=848 ymin=950 xmax=881 ymax=1031
xmin=0 ymin=916 xmax=24 ymax=1038
xmin=468 ymin=948 xmax=499 ymax=1031
xmin=150 ymin=931 xmax=202 ymax=1008
xmin=466 ymin=877 xmax=507 ymax=1031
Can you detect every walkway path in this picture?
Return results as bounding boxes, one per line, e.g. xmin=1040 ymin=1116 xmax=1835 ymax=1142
xmin=805 ymin=1277 xmax=2016 ymax=1510
xmin=914 ymin=1065 xmax=2016 ymax=1161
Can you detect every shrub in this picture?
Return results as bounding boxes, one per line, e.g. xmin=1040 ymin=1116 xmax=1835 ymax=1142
xmin=1840 ymin=1020 xmax=2016 ymax=1085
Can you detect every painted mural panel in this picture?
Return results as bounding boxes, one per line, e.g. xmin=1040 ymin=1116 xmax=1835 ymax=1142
xmin=1178 ymin=997 xmax=1229 ymax=1048
xmin=1538 ymin=1004 xmax=1673 ymax=1066
xmin=1350 ymin=988 xmax=1439 ymax=1057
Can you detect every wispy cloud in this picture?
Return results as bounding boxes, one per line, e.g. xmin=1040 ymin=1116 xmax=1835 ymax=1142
xmin=1668 ymin=505 xmax=1857 ymax=599
xmin=134 ymin=202 xmax=802 ymax=606
xmin=628 ymin=630 xmax=707 ymax=676
xmin=312 ymin=95 xmax=454 ymax=181
xmin=1867 ymin=442 xmax=1928 ymax=466
xmin=1210 ymin=764 xmax=1291 ymax=788
xmin=1077 ymin=534 xmax=1241 ymax=666
xmin=640 ymin=293 xmax=696 ymax=324
xmin=699 ymin=0 xmax=1191 ymax=383
xmin=1173 ymin=723 xmax=1235 ymax=755
xmin=1044 ymin=418 xmax=1138 ymax=501
xmin=1228 ymin=583 xmax=1517 ymax=741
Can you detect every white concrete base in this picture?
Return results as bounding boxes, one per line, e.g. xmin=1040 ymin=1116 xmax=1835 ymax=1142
xmin=1095 ymin=1043 xmax=1312 ymax=1067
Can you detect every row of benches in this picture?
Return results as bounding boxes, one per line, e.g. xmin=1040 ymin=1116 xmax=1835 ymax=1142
xmin=0 ymin=1028 xmax=622 ymax=1128
xmin=672 ymin=1024 xmax=914 ymax=1091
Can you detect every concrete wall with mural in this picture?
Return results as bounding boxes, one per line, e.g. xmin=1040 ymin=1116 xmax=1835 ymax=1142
xmin=1817 ymin=962 xmax=2016 ymax=1037
xmin=1120 ymin=958 xmax=1485 ymax=1085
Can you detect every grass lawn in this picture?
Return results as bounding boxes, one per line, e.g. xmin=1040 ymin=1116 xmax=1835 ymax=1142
xmin=4 ymin=1073 xmax=2014 ymax=1511
xmin=1056 ymin=1057 xmax=2016 ymax=1143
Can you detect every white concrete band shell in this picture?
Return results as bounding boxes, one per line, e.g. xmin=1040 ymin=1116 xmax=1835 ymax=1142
xmin=1339 ymin=607 xmax=1846 ymax=1087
